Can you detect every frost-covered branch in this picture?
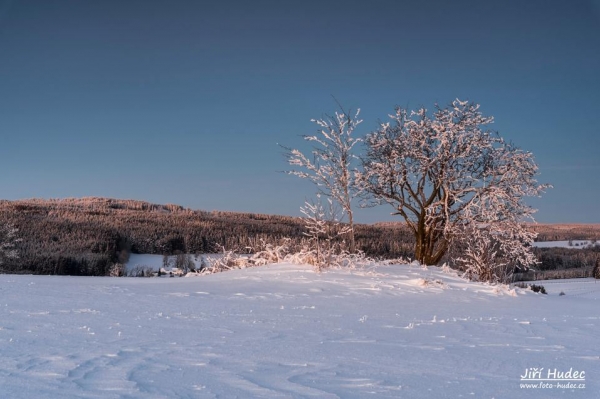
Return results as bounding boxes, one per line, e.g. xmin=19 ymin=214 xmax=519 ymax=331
xmin=358 ymin=99 xmax=550 ymax=271
xmin=300 ymin=195 xmax=351 ymax=270
xmin=283 ymin=108 xmax=362 ymax=252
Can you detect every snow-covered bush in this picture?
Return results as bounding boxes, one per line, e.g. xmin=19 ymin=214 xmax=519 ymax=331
xmin=195 ymin=247 xmax=249 ymax=275
xmin=190 ymin=235 xmax=372 ymax=276
xmin=283 ymin=247 xmax=318 ymax=266
xmin=283 ymin=247 xmax=374 ymax=270
xmin=193 ymin=240 xmax=290 ymax=275
xmin=250 ymin=238 xmax=292 ymax=266
xmin=448 ymin=178 xmax=540 ymax=283
xmin=108 ymin=262 xmax=125 ymax=277
xmin=299 ymin=196 xmax=351 ymax=270
xmin=451 ymin=222 xmax=538 ymax=283
xmin=325 ymin=250 xmax=374 ymax=269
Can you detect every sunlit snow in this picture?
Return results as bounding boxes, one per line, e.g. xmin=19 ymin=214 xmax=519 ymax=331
xmin=1 ymin=263 xmax=598 ymax=398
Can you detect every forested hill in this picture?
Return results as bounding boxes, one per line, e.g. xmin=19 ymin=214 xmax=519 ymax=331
xmin=0 ymin=197 xmax=413 ymax=275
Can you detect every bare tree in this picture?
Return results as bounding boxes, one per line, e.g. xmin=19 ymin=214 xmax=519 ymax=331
xmin=358 ymin=99 xmax=550 ymax=269
xmin=300 ymin=198 xmax=327 ymax=266
xmin=284 ymin=107 xmax=362 ymax=252
xmin=300 ymin=195 xmax=350 ymax=270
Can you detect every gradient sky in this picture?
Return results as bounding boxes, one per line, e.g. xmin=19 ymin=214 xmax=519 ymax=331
xmin=1 ymin=0 xmax=599 ymax=223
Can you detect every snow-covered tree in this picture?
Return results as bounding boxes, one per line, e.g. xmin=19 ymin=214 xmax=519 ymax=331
xmin=300 ymin=195 xmax=350 ymax=269
xmin=0 ymin=222 xmax=20 ymax=266
xmin=300 ymin=198 xmax=327 ymax=265
xmin=284 ymin=108 xmax=362 ymax=253
xmin=358 ymin=99 xmax=549 ymax=270
xmin=450 ymin=197 xmax=539 ymax=283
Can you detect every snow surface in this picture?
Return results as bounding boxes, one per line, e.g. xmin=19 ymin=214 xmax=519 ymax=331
xmin=1 ymin=263 xmax=598 ymax=398
xmin=126 ymin=253 xmax=207 ymax=274
xmin=533 ymin=240 xmax=599 ymax=249
xmin=127 ymin=253 xmax=171 ymax=270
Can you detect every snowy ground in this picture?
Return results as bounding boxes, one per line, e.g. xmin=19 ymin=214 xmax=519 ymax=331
xmin=533 ymin=240 xmax=599 ymax=249
xmin=125 ymin=253 xmax=233 ymax=274
xmin=1 ymin=263 xmax=598 ymax=398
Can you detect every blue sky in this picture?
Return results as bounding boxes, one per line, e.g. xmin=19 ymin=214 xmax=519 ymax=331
xmin=1 ymin=0 xmax=599 ymax=223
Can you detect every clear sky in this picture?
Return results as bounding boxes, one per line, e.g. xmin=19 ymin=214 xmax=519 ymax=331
xmin=1 ymin=0 xmax=599 ymax=223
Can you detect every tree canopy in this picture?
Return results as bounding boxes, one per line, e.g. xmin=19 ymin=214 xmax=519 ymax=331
xmin=358 ymin=99 xmax=549 ymax=276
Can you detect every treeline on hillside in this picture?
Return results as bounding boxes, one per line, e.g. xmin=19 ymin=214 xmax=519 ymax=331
xmin=530 ymin=224 xmax=600 ymax=241
xmin=532 ymin=246 xmax=600 ymax=271
xmin=0 ymin=198 xmax=414 ymax=275
xmin=512 ymin=246 xmax=600 ymax=281
xmin=2 ymin=198 xmax=597 ymax=277
xmin=520 ymin=224 xmax=600 ymax=279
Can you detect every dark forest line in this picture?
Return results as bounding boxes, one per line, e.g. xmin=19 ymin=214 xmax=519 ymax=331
xmin=0 ymin=197 xmax=414 ymax=275
xmin=1 ymin=197 xmax=598 ymax=276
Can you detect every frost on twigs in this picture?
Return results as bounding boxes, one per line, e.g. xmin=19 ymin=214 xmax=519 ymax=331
xmin=108 ymin=262 xmax=125 ymax=277
xmin=250 ymin=238 xmax=293 ymax=266
xmin=283 ymin=108 xmax=362 ymax=253
xmin=284 ymin=247 xmax=374 ymax=270
xmin=196 ymin=239 xmax=299 ymax=275
xmin=198 ymin=247 xmax=248 ymax=275
xmin=451 ymin=208 xmax=539 ymax=284
xmin=189 ymin=235 xmax=372 ymax=276
xmin=299 ymin=195 xmax=352 ymax=270
xmin=358 ymin=99 xmax=550 ymax=277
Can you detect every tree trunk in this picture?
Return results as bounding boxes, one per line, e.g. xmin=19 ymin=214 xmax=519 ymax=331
xmin=348 ymin=211 xmax=355 ymax=253
xmin=413 ymin=216 xmax=448 ymax=265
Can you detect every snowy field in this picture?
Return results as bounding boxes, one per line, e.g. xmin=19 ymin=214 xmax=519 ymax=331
xmin=533 ymin=240 xmax=599 ymax=249
xmin=1 ymin=263 xmax=598 ymax=398
xmin=125 ymin=253 xmax=223 ymax=274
